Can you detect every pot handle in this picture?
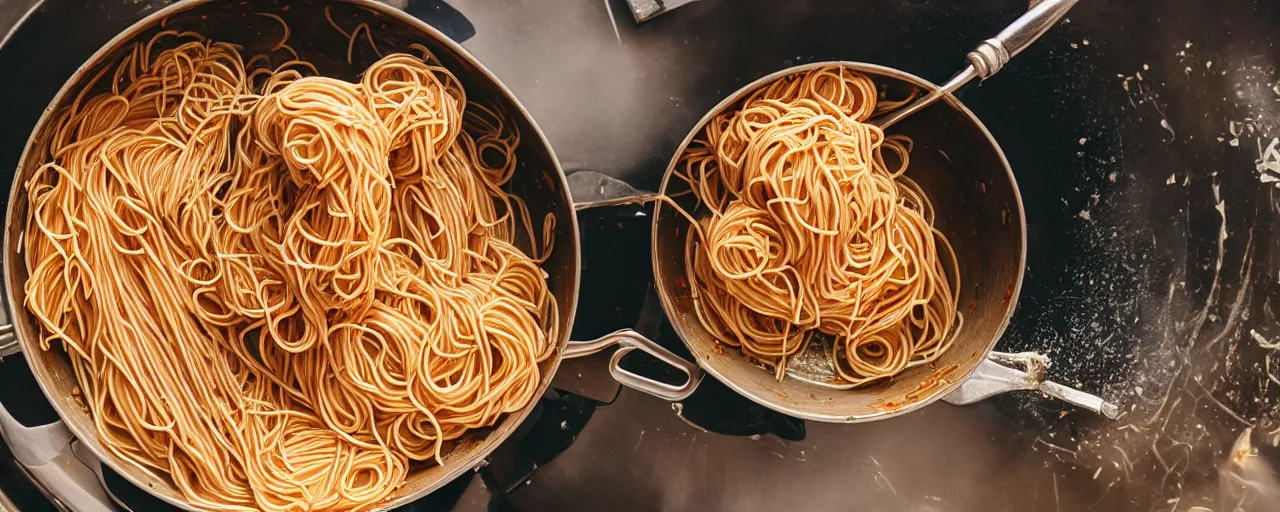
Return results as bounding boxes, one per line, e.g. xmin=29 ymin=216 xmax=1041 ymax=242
xmin=0 ymin=278 xmax=78 ymax=466
xmin=942 ymin=352 xmax=1122 ymax=419
xmin=564 ymin=329 xmax=703 ymax=402
xmin=0 ymin=387 xmax=74 ymax=466
xmin=563 ymin=171 xmax=703 ymax=400
xmin=0 ymin=316 xmax=77 ymax=467
xmin=566 ymin=170 xmax=657 ymax=211
xmin=0 ymin=387 xmax=115 ymax=511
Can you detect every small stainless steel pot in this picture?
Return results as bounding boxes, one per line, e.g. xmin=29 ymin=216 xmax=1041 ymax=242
xmin=564 ymin=0 xmax=1120 ymax=423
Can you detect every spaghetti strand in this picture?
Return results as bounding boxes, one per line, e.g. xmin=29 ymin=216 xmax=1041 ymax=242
xmin=676 ymin=65 xmax=961 ymax=386
xmin=23 ymin=30 xmax=556 ymax=512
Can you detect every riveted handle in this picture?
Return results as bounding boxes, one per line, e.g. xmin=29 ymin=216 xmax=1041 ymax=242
xmin=565 ymin=329 xmax=703 ymax=401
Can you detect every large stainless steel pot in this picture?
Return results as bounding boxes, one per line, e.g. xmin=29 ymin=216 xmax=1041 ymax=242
xmin=0 ymin=0 xmax=699 ymax=509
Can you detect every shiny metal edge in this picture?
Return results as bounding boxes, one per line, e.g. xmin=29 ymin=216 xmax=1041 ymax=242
xmin=1 ymin=0 xmax=582 ymax=509
xmin=649 ymin=60 xmax=1029 ymax=423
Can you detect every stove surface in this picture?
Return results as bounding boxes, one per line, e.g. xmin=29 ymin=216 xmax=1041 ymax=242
xmin=1 ymin=0 xmax=1278 ymax=511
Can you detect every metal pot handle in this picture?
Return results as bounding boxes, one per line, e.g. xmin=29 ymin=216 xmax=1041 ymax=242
xmin=0 ymin=281 xmax=75 ymax=464
xmin=566 ymin=170 xmax=656 ymax=210
xmin=942 ymin=352 xmax=1122 ymax=419
xmin=0 ymin=382 xmax=115 ymax=511
xmin=0 ymin=383 xmax=73 ymax=466
xmin=563 ymin=170 xmax=705 ymax=401
xmin=0 ymin=296 xmax=74 ymax=466
xmin=565 ymin=329 xmax=703 ymax=402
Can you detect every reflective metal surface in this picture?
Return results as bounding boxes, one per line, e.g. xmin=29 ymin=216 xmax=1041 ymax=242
xmin=1 ymin=0 xmax=1278 ymax=511
xmin=651 ymin=61 xmax=1030 ymax=422
xmin=0 ymin=0 xmax=581 ymax=509
xmin=944 ymin=353 xmax=1121 ymax=419
xmin=564 ymin=329 xmax=702 ymax=401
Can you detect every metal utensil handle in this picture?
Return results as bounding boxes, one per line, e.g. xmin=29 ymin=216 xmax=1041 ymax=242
xmin=873 ymin=0 xmax=1077 ymax=128
xmin=564 ymin=329 xmax=703 ymax=401
xmin=967 ymin=0 xmax=1079 ymax=78
xmin=1041 ymin=380 xmax=1122 ymax=419
xmin=942 ymin=353 xmax=1121 ymax=419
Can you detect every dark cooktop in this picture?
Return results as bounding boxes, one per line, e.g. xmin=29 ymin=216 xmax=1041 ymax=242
xmin=0 ymin=0 xmax=1278 ymax=511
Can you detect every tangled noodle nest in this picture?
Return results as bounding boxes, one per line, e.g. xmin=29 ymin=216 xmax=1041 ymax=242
xmin=22 ymin=17 xmax=556 ymax=512
xmin=673 ymin=64 xmax=961 ymax=387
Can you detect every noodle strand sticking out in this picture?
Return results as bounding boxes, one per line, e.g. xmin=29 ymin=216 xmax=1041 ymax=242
xmin=675 ymin=65 xmax=961 ymax=387
xmin=23 ymin=30 xmax=556 ymax=512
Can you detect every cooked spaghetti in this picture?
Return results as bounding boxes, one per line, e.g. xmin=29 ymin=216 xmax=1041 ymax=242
xmin=22 ymin=29 xmax=556 ymax=512
xmin=673 ymin=65 xmax=961 ymax=387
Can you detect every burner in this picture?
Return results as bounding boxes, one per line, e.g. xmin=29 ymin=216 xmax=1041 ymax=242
xmin=673 ymin=378 xmax=807 ymax=442
xmin=0 ymin=354 xmax=60 ymax=427
xmin=477 ymin=389 xmax=607 ymax=507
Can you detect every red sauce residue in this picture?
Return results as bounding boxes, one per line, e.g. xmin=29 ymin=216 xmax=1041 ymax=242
xmin=871 ymin=399 xmax=904 ymax=413
xmin=873 ymin=365 xmax=960 ymax=412
xmin=970 ymin=299 xmax=978 ymax=312
xmin=713 ymin=342 xmax=725 ymax=356
xmin=1002 ymin=285 xmax=1014 ymax=306
xmin=71 ymin=385 xmax=87 ymax=410
xmin=905 ymin=364 xmax=958 ymax=401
